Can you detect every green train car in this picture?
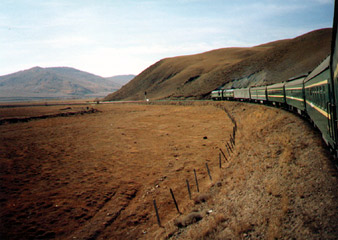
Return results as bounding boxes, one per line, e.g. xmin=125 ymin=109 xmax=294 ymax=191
xmin=211 ymin=0 xmax=338 ymax=157
xmin=211 ymin=89 xmax=234 ymax=100
xmin=234 ymin=88 xmax=251 ymax=101
xmin=250 ymin=86 xmax=267 ymax=103
xmin=211 ymin=90 xmax=223 ymax=100
xmin=267 ymin=82 xmax=286 ymax=106
xmin=223 ymin=89 xmax=234 ymax=100
xmin=285 ymin=75 xmax=307 ymax=114
xmin=304 ymin=57 xmax=333 ymax=147
xmin=329 ymin=0 xmax=338 ymax=157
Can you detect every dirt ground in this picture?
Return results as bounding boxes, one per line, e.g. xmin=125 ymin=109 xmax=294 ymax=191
xmin=0 ymin=101 xmax=337 ymax=239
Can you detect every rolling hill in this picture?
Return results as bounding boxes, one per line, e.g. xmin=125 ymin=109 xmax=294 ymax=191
xmin=104 ymin=28 xmax=332 ymax=101
xmin=0 ymin=67 xmax=132 ymax=100
xmin=105 ymin=75 xmax=135 ymax=87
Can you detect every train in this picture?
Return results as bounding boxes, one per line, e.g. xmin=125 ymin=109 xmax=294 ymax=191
xmin=211 ymin=1 xmax=338 ymax=159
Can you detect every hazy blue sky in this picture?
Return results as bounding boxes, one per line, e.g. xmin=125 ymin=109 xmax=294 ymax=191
xmin=0 ymin=0 xmax=335 ymax=77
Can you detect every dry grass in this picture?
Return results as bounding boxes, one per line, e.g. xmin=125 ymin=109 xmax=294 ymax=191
xmin=193 ymin=193 xmax=211 ymax=204
xmin=160 ymin=101 xmax=338 ymax=240
xmin=174 ymin=212 xmax=203 ymax=228
xmin=0 ymin=102 xmax=236 ymax=240
xmin=1 ymin=101 xmax=337 ymax=240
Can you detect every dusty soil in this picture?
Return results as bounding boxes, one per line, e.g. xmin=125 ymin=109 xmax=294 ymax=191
xmin=0 ymin=101 xmax=337 ymax=239
xmin=0 ymin=105 xmax=99 ymax=125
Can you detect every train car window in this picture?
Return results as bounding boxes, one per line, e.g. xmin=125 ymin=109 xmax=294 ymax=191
xmin=317 ymin=87 xmax=319 ymax=100
xmin=321 ymin=87 xmax=323 ymax=107
xmin=320 ymin=88 xmax=323 ymax=107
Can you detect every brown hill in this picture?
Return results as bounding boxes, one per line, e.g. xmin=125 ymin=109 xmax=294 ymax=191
xmin=105 ymin=75 xmax=136 ymax=87
xmin=0 ymin=67 xmax=122 ymax=100
xmin=104 ymin=28 xmax=332 ymax=101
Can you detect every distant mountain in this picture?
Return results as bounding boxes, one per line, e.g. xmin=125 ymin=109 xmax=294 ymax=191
xmin=105 ymin=75 xmax=135 ymax=87
xmin=104 ymin=28 xmax=332 ymax=101
xmin=0 ymin=67 xmax=125 ymax=99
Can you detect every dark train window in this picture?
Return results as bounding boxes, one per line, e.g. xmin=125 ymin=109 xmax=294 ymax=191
xmin=320 ymin=88 xmax=323 ymax=107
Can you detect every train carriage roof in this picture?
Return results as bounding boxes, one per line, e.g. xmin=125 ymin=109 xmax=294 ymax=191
xmin=287 ymin=74 xmax=308 ymax=82
xmin=235 ymin=88 xmax=250 ymax=91
xmin=267 ymin=82 xmax=285 ymax=89
xmin=304 ymin=56 xmax=330 ymax=82
xmin=285 ymin=76 xmax=306 ymax=87
xmin=251 ymin=85 xmax=266 ymax=90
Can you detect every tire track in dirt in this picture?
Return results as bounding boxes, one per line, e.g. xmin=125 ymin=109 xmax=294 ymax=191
xmin=0 ymin=103 xmax=234 ymax=239
xmin=0 ymin=108 xmax=99 ymax=125
xmin=70 ymin=184 xmax=139 ymax=240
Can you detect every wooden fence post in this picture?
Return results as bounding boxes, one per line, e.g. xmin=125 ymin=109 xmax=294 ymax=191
xmin=227 ymin=142 xmax=233 ymax=153
xmin=206 ymin=163 xmax=212 ymax=181
xmin=230 ymin=134 xmax=234 ymax=146
xmin=194 ymin=169 xmax=199 ymax=192
xmin=153 ymin=199 xmax=161 ymax=227
xmin=170 ymin=188 xmax=180 ymax=214
xmin=229 ymin=135 xmax=234 ymax=148
xmin=219 ymin=153 xmax=222 ymax=168
xmin=220 ymin=148 xmax=228 ymax=162
xmin=225 ymin=144 xmax=230 ymax=156
xmin=186 ymin=179 xmax=192 ymax=200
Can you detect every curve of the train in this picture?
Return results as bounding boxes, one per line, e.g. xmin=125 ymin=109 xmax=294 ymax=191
xmin=211 ymin=1 xmax=338 ymax=159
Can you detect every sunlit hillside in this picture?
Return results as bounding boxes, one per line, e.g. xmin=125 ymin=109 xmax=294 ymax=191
xmin=104 ymin=28 xmax=332 ymax=101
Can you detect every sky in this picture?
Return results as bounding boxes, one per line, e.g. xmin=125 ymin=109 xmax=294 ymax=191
xmin=0 ymin=0 xmax=335 ymax=77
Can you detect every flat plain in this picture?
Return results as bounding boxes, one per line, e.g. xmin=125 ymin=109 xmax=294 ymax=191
xmin=0 ymin=101 xmax=337 ymax=239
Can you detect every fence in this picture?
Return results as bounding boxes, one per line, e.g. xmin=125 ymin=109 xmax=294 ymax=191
xmin=151 ymin=102 xmax=238 ymax=227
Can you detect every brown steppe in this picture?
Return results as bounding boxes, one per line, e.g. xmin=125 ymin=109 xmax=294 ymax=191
xmin=0 ymin=101 xmax=337 ymax=239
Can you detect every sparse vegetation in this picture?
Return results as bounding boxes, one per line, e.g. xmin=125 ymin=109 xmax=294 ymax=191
xmin=174 ymin=212 xmax=203 ymax=228
xmin=193 ymin=193 xmax=211 ymax=204
xmin=0 ymin=101 xmax=337 ymax=239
